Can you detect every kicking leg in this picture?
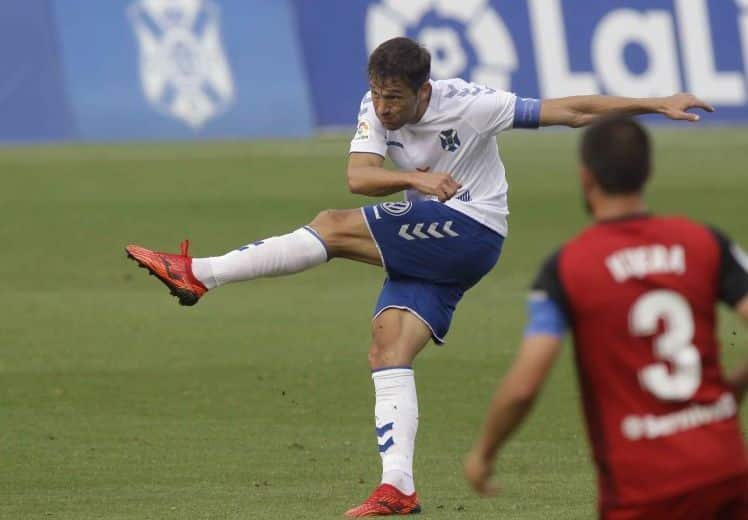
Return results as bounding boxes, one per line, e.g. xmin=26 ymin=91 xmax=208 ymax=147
xmin=346 ymin=309 xmax=431 ymax=517
xmin=192 ymin=208 xmax=380 ymax=288
xmin=125 ymin=208 xmax=380 ymax=304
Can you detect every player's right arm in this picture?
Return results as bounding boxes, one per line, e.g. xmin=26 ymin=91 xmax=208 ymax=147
xmin=347 ymin=92 xmax=459 ymax=201
xmin=346 ymin=153 xmax=460 ymax=201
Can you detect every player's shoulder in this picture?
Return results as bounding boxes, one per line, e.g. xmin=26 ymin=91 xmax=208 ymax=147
xmin=357 ymin=90 xmax=373 ymax=113
xmin=355 ymin=89 xmax=386 ymax=133
xmin=432 ymin=78 xmax=514 ymax=112
xmin=532 ymin=246 xmax=566 ymax=284
xmin=634 ymin=214 xmax=725 ymax=249
xmin=565 ymin=214 xmax=724 ymax=263
xmin=576 ymin=214 xmax=709 ymax=240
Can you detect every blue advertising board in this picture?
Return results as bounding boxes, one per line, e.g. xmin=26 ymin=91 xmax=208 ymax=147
xmin=0 ymin=0 xmax=74 ymax=142
xmin=54 ymin=0 xmax=313 ymax=140
xmin=293 ymin=0 xmax=748 ymax=127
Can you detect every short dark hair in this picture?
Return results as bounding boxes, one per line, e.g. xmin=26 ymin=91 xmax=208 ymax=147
xmin=368 ymin=37 xmax=430 ymax=93
xmin=580 ymin=115 xmax=651 ymax=194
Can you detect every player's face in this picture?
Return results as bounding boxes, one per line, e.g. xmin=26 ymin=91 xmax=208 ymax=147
xmin=369 ymin=77 xmax=423 ymax=130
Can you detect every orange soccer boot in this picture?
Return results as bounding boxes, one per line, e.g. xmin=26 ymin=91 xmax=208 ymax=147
xmin=344 ymin=484 xmax=421 ymax=517
xmin=125 ymin=240 xmax=207 ymax=306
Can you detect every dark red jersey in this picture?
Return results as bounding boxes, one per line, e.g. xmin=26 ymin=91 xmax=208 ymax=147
xmin=532 ymin=214 xmax=748 ymax=509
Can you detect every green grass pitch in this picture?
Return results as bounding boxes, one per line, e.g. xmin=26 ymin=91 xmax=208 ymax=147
xmin=1 ymin=128 xmax=746 ymax=519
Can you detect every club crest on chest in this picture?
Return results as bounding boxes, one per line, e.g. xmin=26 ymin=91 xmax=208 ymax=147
xmin=439 ymin=129 xmax=461 ymax=152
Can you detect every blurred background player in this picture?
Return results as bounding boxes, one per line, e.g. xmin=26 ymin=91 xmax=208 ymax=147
xmin=126 ymin=38 xmax=714 ymax=516
xmin=464 ymin=115 xmax=748 ymax=519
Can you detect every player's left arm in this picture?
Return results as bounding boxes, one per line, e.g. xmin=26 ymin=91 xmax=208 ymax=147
xmin=538 ymin=93 xmax=715 ymax=128
xmin=464 ymin=333 xmax=562 ymax=496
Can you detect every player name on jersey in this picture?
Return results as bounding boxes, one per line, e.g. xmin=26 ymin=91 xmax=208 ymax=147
xmin=606 ymin=244 xmax=685 ymax=283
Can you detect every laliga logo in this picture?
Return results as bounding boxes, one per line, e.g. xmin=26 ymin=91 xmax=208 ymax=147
xmin=128 ymin=0 xmax=235 ymax=129
xmin=366 ymin=0 xmax=517 ymax=90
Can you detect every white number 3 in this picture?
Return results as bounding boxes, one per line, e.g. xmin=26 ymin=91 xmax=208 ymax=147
xmin=629 ymin=290 xmax=702 ymax=401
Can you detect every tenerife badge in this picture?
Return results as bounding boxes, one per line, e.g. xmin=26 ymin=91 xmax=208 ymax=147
xmin=439 ymin=129 xmax=461 ymax=152
xmin=128 ymin=0 xmax=235 ymax=129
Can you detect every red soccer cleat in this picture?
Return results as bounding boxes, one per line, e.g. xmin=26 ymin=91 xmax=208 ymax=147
xmin=344 ymin=484 xmax=421 ymax=517
xmin=125 ymin=240 xmax=207 ymax=306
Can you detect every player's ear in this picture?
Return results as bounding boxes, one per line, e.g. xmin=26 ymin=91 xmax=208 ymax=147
xmin=418 ymin=81 xmax=431 ymax=101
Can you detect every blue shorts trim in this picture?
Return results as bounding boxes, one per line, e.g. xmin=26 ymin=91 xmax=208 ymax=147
xmin=372 ymin=277 xmax=467 ymax=345
xmin=360 ymin=207 xmax=387 ymax=271
xmin=374 ymin=305 xmax=445 ymax=345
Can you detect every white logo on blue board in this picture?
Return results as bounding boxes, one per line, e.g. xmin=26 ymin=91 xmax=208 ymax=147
xmin=380 ymin=201 xmax=413 ymax=216
xmin=366 ymin=0 xmax=517 ymax=90
xmin=128 ymin=0 xmax=235 ymax=129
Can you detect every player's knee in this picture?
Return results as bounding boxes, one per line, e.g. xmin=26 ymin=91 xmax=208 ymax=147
xmin=309 ymin=209 xmax=343 ymax=240
xmin=368 ymin=326 xmax=404 ymax=369
xmin=368 ymin=340 xmax=398 ymax=369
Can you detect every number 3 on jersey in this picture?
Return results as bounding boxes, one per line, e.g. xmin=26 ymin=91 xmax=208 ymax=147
xmin=629 ymin=290 xmax=702 ymax=401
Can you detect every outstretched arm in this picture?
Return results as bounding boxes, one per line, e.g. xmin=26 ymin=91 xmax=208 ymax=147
xmin=464 ymin=333 xmax=562 ymax=496
xmin=539 ymin=93 xmax=715 ymax=128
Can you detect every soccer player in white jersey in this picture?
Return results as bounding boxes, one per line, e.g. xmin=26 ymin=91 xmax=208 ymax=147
xmin=126 ymin=37 xmax=714 ymax=516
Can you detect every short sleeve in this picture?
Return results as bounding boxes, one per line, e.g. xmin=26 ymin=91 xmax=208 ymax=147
xmin=468 ymin=86 xmax=517 ymax=136
xmin=531 ymin=252 xmax=572 ymax=317
xmin=349 ymin=92 xmax=387 ymax=158
xmin=525 ymin=250 xmax=571 ymax=337
xmin=709 ymin=227 xmax=748 ymax=307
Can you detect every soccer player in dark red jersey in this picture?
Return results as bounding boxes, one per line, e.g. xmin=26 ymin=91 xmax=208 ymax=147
xmin=464 ymin=115 xmax=748 ymax=519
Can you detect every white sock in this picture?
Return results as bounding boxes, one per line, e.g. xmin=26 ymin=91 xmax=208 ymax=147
xmin=191 ymin=226 xmax=328 ymax=289
xmin=372 ymin=367 xmax=418 ymax=496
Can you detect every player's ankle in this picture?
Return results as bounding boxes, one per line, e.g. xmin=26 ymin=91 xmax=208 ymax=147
xmin=191 ymin=258 xmax=218 ymax=290
xmin=381 ymin=470 xmax=415 ymax=495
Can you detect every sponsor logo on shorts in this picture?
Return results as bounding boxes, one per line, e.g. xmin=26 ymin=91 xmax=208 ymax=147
xmin=379 ymin=201 xmax=412 ymax=216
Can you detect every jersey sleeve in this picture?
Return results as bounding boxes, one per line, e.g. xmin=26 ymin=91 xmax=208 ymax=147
xmin=525 ymin=251 xmax=570 ymax=338
xmin=709 ymin=227 xmax=748 ymax=307
xmin=468 ymin=86 xmax=517 ymax=136
xmin=349 ymin=92 xmax=387 ymax=158
xmin=468 ymin=87 xmax=541 ymax=135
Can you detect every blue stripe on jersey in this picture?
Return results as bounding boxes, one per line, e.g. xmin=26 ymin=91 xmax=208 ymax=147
xmin=457 ymin=190 xmax=472 ymax=202
xmin=524 ymin=296 xmax=567 ymax=338
xmin=513 ymin=97 xmax=541 ymax=129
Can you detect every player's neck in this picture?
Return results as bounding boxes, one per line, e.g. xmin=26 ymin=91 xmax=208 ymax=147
xmin=592 ymin=195 xmax=648 ymax=222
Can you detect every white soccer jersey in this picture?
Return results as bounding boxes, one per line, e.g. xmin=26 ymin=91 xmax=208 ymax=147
xmin=349 ymin=78 xmax=527 ymax=237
